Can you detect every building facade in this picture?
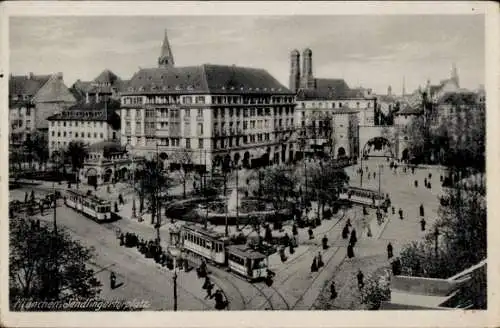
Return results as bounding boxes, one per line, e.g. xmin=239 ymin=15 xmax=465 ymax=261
xmin=47 ymin=100 xmax=121 ymax=156
xmin=120 ymin=30 xmax=296 ymax=171
xmin=9 ymin=72 xmax=76 ymax=147
xmin=70 ymin=69 xmax=128 ymax=103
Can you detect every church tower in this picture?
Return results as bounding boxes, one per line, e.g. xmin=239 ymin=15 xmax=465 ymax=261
xmin=451 ymin=63 xmax=459 ymax=87
xmin=158 ymin=29 xmax=175 ymax=68
xmin=387 ymin=85 xmax=392 ymax=96
xmin=289 ymin=49 xmax=301 ymax=93
xmin=301 ymin=48 xmax=315 ymax=89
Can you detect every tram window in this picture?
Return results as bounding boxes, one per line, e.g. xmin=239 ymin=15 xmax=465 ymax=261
xmin=253 ymin=258 xmax=265 ymax=269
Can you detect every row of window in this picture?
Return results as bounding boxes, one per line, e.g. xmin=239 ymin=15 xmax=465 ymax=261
xmin=184 ymin=233 xmax=224 ymax=253
xmin=124 ymin=95 xmax=293 ymax=106
xmin=300 ymin=101 xmax=371 ymax=109
xmin=51 ymin=121 xmax=105 ymax=128
xmin=213 ymin=107 xmax=294 ymax=119
xmin=213 ymin=133 xmax=271 ymax=150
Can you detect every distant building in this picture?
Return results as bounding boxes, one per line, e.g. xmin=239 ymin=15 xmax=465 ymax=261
xmin=47 ymin=99 xmax=121 ymax=156
xmin=121 ymin=30 xmax=296 ymax=171
xmin=70 ymin=69 xmax=128 ymax=103
xmin=290 ymin=48 xmax=377 ymax=127
xmin=9 ymin=72 xmax=76 ymax=147
xmin=78 ymin=141 xmax=131 ymax=186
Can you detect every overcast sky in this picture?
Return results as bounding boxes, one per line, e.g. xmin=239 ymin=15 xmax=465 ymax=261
xmin=10 ymin=15 xmax=484 ymax=94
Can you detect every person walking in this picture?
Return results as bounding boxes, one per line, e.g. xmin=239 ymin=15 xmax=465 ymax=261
xmin=311 ymin=256 xmax=318 ymax=272
xmin=317 ymin=252 xmax=324 ymax=268
xmin=399 ymin=208 xmax=404 ymax=220
xmin=357 ymin=270 xmax=364 ymax=290
xmin=419 ymin=204 xmax=424 ymax=217
xmin=308 ymin=227 xmax=314 ymax=240
xmin=342 ymin=225 xmax=349 ymax=239
xmin=349 ymin=229 xmax=357 ymax=247
xmin=110 ymin=271 xmax=117 ymax=290
xmin=387 ymin=242 xmax=394 ymax=259
xmin=420 ymin=217 xmax=426 ymax=231
xmin=347 ymin=244 xmax=355 ymax=259
xmin=322 ymin=235 xmax=328 ymax=250
xmin=330 ymin=282 xmax=338 ymax=300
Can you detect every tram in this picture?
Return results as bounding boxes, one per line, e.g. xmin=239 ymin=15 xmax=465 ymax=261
xmin=338 ymin=186 xmax=388 ymax=208
xmin=226 ymin=245 xmax=268 ymax=281
xmin=180 ymin=224 xmax=269 ymax=282
xmin=181 ymin=224 xmax=229 ymax=265
xmin=64 ymin=190 xmax=112 ymax=222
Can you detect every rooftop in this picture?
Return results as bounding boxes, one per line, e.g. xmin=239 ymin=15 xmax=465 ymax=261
xmin=122 ymin=64 xmax=292 ymax=95
xmin=47 ymin=100 xmax=121 ymax=122
xmin=9 ymin=73 xmax=52 ymax=96
xmin=87 ymin=140 xmax=126 ymax=153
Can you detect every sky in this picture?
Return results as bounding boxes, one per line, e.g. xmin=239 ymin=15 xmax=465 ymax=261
xmin=9 ymin=15 xmax=485 ymax=95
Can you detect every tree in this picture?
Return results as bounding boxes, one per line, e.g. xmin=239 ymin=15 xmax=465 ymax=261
xmin=29 ymin=131 xmax=49 ymax=171
xmin=172 ymin=149 xmax=193 ymax=199
xmin=135 ymin=159 xmax=171 ymax=226
xmin=360 ymin=272 xmax=391 ymax=310
xmin=260 ymin=165 xmax=296 ymax=215
xmin=9 ymin=217 xmax=102 ymax=304
xmin=308 ymin=160 xmax=349 ymax=218
xmin=405 ymin=115 xmax=425 ymax=163
xmin=65 ymin=140 xmax=88 ymax=188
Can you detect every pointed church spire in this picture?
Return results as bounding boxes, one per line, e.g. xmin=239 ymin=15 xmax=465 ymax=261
xmin=451 ymin=62 xmax=459 ymax=87
xmin=158 ymin=29 xmax=175 ymax=68
xmin=402 ymin=76 xmax=406 ymax=96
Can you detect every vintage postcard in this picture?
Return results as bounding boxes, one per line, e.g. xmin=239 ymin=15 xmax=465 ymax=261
xmin=1 ymin=1 xmax=498 ymax=327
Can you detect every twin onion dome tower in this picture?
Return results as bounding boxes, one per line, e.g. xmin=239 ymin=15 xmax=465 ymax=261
xmin=289 ymin=48 xmax=316 ymax=93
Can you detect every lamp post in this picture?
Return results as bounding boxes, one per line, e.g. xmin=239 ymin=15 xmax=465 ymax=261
xmin=126 ymin=143 xmax=136 ymax=219
xmin=169 ymin=226 xmax=181 ymax=311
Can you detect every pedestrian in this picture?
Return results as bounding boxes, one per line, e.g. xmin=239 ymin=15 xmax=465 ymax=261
xmin=119 ymin=193 xmax=124 ymax=205
xmin=347 ymin=244 xmax=355 ymax=258
xmin=428 ymin=182 xmax=432 ymax=189
xmin=322 ymin=235 xmax=328 ymax=250
xmin=387 ymin=242 xmax=393 ymax=259
xmin=317 ymin=251 xmax=324 ymax=268
xmin=205 ymin=280 xmax=214 ymax=299
xmin=347 ymin=218 xmax=352 ymax=227
xmin=110 ymin=271 xmax=117 ymax=289
xmin=428 ymin=173 xmax=432 ymax=179
xmin=308 ymin=227 xmax=314 ymax=240
xmin=292 ymin=223 xmax=298 ymax=237
xmin=363 ymin=206 xmax=368 ymax=216
xmin=24 ymin=192 xmax=28 ymax=203
xmin=330 ymin=282 xmax=338 ymax=300
xmin=420 ymin=217 xmax=426 ymax=231
xmin=414 ymin=180 xmax=418 ymax=188
xmin=419 ymin=204 xmax=424 ymax=217
xmin=349 ymin=229 xmax=357 ymax=247
xmin=392 ymin=257 xmax=402 ymax=276
xmin=374 ymin=172 xmax=376 ymax=179
xmin=311 ymin=257 xmax=318 ymax=272
xmin=424 ymin=178 xmax=427 ymax=187
xmin=399 ymin=208 xmax=403 ymax=220
xmin=114 ymin=202 xmax=119 ymax=213
xmin=412 ymin=167 xmax=415 ymax=174
xmin=357 ymin=270 xmax=364 ymax=290
xmin=342 ymin=225 xmax=349 ymax=239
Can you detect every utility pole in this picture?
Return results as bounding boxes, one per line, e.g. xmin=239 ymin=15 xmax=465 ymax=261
xmin=434 ymin=226 xmax=439 ymax=259
xmin=235 ymin=162 xmax=239 ymax=230
xmin=378 ymin=164 xmax=382 ymax=195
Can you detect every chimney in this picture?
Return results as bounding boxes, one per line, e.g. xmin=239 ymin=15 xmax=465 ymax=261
xmin=56 ymin=72 xmax=63 ymax=80
xmin=28 ymin=72 xmax=34 ymax=79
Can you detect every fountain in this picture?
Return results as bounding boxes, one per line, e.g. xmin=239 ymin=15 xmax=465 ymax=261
xmin=227 ymin=188 xmax=242 ymax=214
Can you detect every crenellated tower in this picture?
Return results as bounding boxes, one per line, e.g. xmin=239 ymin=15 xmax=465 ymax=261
xmin=158 ymin=29 xmax=175 ymax=68
xmin=289 ymin=49 xmax=301 ymax=93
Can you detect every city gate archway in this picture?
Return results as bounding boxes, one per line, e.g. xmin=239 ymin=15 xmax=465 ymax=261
xmin=359 ymin=125 xmax=397 ymax=158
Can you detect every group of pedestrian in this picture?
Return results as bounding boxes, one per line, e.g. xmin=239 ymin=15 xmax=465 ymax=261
xmin=201 ymin=272 xmax=228 ymax=310
xmin=311 ymin=251 xmax=324 ymax=272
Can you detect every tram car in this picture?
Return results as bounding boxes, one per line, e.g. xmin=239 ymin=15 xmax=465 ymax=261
xmin=181 ymin=224 xmax=230 ymax=265
xmin=64 ymin=190 xmax=112 ymax=222
xmin=338 ymin=186 xmax=388 ymax=209
xmin=180 ymin=224 xmax=269 ymax=282
xmin=226 ymin=245 xmax=268 ymax=281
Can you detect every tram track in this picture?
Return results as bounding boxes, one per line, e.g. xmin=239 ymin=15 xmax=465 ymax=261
xmin=36 ymin=210 xmax=213 ymax=310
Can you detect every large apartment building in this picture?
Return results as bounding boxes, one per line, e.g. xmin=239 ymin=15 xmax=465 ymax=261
xmin=120 ymin=30 xmax=296 ymax=171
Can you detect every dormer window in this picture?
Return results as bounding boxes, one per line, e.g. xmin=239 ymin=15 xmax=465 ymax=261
xmin=162 ymin=86 xmax=168 ymax=91
xmin=175 ymin=85 xmax=181 ymax=91
xmin=222 ymin=86 xmax=226 ymax=90
xmin=128 ymin=87 xmax=134 ymax=92
xmin=187 ymin=85 xmax=194 ymax=91
xmin=139 ymin=86 xmax=144 ymax=91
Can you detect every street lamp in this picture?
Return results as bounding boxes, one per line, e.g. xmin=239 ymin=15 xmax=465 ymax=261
xmin=169 ymin=225 xmax=181 ymax=312
xmin=125 ymin=143 xmax=136 ymax=219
